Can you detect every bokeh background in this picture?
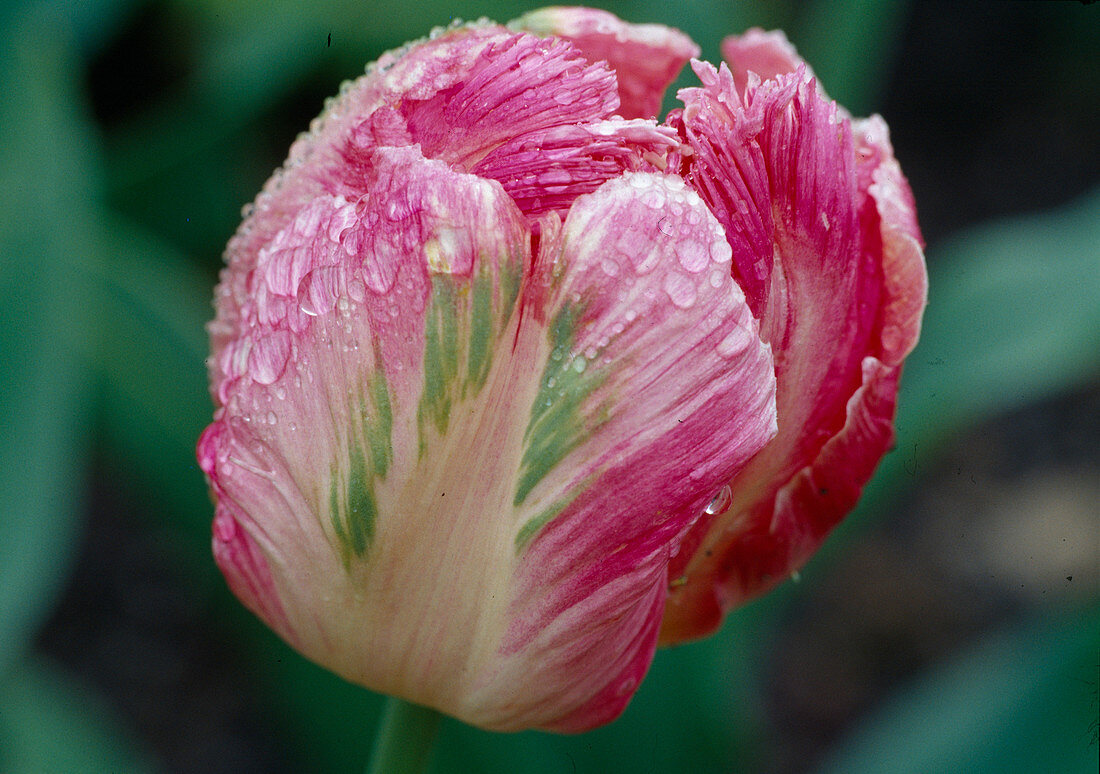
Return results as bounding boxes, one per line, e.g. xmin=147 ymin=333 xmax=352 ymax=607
xmin=2 ymin=0 xmax=1097 ymax=772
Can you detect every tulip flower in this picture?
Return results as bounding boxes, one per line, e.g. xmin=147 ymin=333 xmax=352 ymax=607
xmin=198 ymin=6 xmax=926 ymax=737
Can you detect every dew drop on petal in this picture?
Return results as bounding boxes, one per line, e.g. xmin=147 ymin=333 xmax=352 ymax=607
xmin=705 ymin=484 xmax=732 ymax=515
xmin=676 ymin=240 xmax=708 ymax=273
xmin=641 ymin=189 xmax=666 ymax=209
xmin=663 ymin=272 xmax=697 ymax=309
xmin=250 ymin=331 xmax=292 ymax=385
xmin=266 ymin=411 xmax=278 ymax=426
xmin=716 ymin=325 xmax=749 ymax=359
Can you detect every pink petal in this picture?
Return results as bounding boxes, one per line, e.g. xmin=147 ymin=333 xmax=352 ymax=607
xmin=660 ymin=47 xmax=926 ymax=642
xmin=514 ymin=6 xmax=700 ymax=119
xmin=396 ymin=32 xmax=618 ymax=168
xmin=663 ymin=357 xmax=902 ymax=637
xmin=203 ymin=139 xmax=777 ymax=731
xmin=720 ymin=28 xmax=810 ymax=100
xmin=480 ymin=173 xmax=776 ymax=731
xmin=202 ymin=143 xmax=531 ymax=674
xmin=472 ymin=118 xmax=681 ymax=220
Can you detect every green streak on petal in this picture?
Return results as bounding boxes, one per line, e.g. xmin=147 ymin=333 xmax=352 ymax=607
xmin=365 ymin=368 xmax=393 ymax=478
xmin=466 ymin=264 xmax=493 ymax=394
xmin=329 ymin=437 xmax=378 ymax=569
xmin=419 ymin=278 xmax=458 ymax=439
xmin=329 ymin=438 xmax=378 ymax=569
xmin=329 ymin=474 xmax=347 ymax=566
xmin=514 ymin=303 xmax=606 ymax=507
xmin=515 ymin=497 xmax=572 ymax=552
xmin=417 ymin=253 xmax=523 ymax=454
xmin=345 ymin=440 xmax=375 ymax=557
xmin=498 ymin=254 xmax=522 ymax=328
xmin=330 ymin=366 xmax=392 ymax=569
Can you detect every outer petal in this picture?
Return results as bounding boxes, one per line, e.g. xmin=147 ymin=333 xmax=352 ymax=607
xmin=484 ymin=172 xmax=776 ymax=730
xmin=202 ymin=146 xmax=776 ymax=731
xmin=660 ymin=49 xmax=926 ymax=641
xmin=513 ymin=6 xmax=699 ymax=119
xmin=200 ymin=144 xmax=532 ymax=658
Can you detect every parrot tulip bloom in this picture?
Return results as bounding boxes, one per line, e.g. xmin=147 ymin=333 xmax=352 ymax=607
xmin=198 ymin=8 xmax=926 ymax=733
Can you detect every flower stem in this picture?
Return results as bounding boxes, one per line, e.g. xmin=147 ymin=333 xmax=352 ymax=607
xmin=366 ymin=697 xmax=443 ymax=774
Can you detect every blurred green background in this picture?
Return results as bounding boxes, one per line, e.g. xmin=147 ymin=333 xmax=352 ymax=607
xmin=1 ymin=1 xmax=1097 ymax=772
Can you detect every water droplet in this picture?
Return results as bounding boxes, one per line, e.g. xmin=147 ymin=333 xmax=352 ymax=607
xmin=538 ymin=168 xmax=572 ymax=186
xmin=571 ymin=356 xmax=586 ymax=374
xmin=266 ymin=411 xmax=278 ymax=425
xmin=676 ymin=240 xmax=708 ymax=273
xmin=347 ymin=277 xmax=367 ymax=303
xmin=705 ymin=485 xmax=732 ymax=515
xmin=716 ymin=325 xmax=748 ymax=359
xmin=641 ymin=189 xmax=665 ymax=209
xmin=600 ymin=258 xmax=620 ymax=277
xmin=251 ymin=331 xmax=291 ymax=385
xmin=663 ymin=273 xmax=697 ymax=309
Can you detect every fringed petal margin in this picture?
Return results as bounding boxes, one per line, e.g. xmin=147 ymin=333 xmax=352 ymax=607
xmin=661 ymin=37 xmax=926 ymax=644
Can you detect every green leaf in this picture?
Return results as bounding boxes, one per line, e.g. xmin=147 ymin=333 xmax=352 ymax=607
xmin=813 ymin=605 xmax=1100 ymax=774
xmin=88 ymin=215 xmax=216 ymax=559
xmin=902 ymin=187 xmax=1100 ymax=443
xmin=0 ymin=6 xmax=99 ymax=673
xmin=0 ymin=656 xmax=160 ymax=774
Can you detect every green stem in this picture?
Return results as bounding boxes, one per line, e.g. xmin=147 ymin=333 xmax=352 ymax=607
xmin=366 ymin=697 xmax=443 ymax=774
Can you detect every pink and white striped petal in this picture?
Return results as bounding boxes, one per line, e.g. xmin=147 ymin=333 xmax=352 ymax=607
xmin=660 ymin=49 xmax=926 ymax=642
xmin=203 ymin=143 xmax=776 ymax=730
xmin=474 ymin=172 xmax=776 ymax=731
